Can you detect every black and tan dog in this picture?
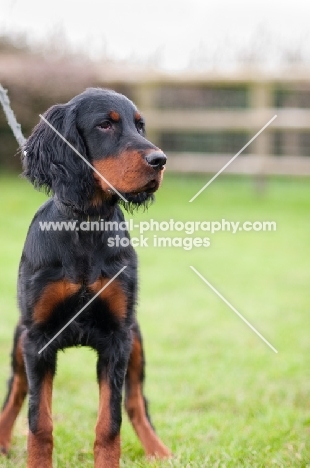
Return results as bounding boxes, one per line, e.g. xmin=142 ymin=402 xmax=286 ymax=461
xmin=0 ymin=88 xmax=170 ymax=467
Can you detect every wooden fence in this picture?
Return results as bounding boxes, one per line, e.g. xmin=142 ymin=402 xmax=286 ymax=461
xmin=101 ymin=69 xmax=310 ymax=176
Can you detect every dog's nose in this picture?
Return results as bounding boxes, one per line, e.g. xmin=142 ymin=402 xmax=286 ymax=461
xmin=145 ymin=151 xmax=167 ymax=169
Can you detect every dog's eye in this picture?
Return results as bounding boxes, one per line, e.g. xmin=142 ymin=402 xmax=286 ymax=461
xmin=136 ymin=121 xmax=145 ymax=133
xmin=98 ymin=121 xmax=112 ymax=130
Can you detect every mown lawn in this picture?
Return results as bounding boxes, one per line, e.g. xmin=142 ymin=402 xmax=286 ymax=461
xmin=0 ymin=172 xmax=309 ymax=467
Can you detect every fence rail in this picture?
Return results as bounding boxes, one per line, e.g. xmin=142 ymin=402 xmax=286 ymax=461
xmin=167 ymin=154 xmax=310 ymax=176
xmin=102 ymin=69 xmax=310 ymax=175
xmin=142 ymin=109 xmax=310 ymax=131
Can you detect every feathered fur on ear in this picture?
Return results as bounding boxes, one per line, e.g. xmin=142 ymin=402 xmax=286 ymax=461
xmin=23 ymin=104 xmax=95 ymax=211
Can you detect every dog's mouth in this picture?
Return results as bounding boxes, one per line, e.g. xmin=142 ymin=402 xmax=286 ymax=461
xmin=138 ymin=164 xmax=166 ymax=194
xmin=137 ymin=179 xmax=159 ymax=194
xmin=93 ymin=158 xmax=165 ymax=201
xmin=128 ymin=177 xmax=162 ymax=195
xmin=94 ymin=178 xmax=160 ymax=202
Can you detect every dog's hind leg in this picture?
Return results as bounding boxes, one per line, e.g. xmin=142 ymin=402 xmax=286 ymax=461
xmin=0 ymin=323 xmax=28 ymax=455
xmin=124 ymin=321 xmax=171 ymax=458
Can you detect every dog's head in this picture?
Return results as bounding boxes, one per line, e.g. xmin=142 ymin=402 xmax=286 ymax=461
xmin=23 ymin=88 xmax=167 ymax=212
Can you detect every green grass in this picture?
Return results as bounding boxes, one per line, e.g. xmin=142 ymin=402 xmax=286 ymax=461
xmin=0 ymin=172 xmax=309 ymax=467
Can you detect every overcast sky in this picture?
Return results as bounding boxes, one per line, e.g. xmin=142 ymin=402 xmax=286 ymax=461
xmin=1 ymin=0 xmax=310 ymax=70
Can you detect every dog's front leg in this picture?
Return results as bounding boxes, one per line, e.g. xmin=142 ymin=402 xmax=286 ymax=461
xmin=94 ymin=333 xmax=131 ymax=468
xmin=23 ymin=335 xmax=56 ymax=468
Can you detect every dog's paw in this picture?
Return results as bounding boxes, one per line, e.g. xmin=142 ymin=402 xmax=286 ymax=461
xmin=0 ymin=430 xmax=10 ymax=456
xmin=146 ymin=444 xmax=173 ymax=459
xmin=0 ymin=445 xmax=9 ymax=456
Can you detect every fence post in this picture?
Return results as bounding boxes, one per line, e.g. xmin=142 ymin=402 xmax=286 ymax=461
xmin=250 ymin=80 xmax=273 ymax=192
xmin=250 ymin=80 xmax=273 ymax=155
xmin=133 ymin=81 xmax=160 ymax=145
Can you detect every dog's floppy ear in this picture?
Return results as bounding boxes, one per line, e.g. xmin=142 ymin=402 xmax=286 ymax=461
xmin=23 ymin=103 xmax=94 ymax=210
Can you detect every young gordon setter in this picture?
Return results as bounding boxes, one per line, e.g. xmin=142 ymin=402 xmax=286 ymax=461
xmin=0 ymin=88 xmax=171 ymax=467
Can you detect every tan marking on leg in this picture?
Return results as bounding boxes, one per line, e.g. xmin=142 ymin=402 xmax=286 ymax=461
xmin=33 ymin=280 xmax=81 ymax=323
xmin=94 ymin=381 xmax=120 ymax=468
xmin=27 ymin=372 xmax=53 ymax=468
xmin=0 ymin=334 xmax=28 ymax=454
xmin=126 ymin=335 xmax=171 ymax=458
